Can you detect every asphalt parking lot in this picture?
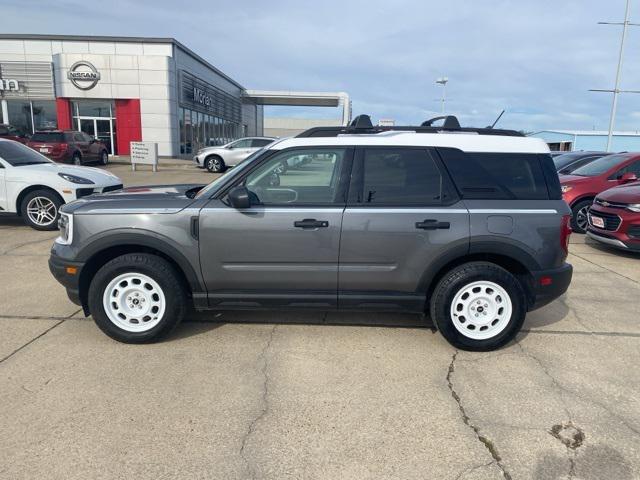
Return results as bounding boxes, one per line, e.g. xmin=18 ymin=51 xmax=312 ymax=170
xmin=1 ymin=163 xmax=640 ymax=479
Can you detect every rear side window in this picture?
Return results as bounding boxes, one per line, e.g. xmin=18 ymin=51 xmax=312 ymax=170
xmin=437 ymin=148 xmax=550 ymax=200
xmin=31 ymin=132 xmax=64 ymax=142
xmin=350 ymin=148 xmax=456 ymax=205
xmin=251 ymin=139 xmax=273 ymax=148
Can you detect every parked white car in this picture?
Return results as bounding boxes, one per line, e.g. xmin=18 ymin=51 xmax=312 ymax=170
xmin=193 ymin=137 xmax=276 ymax=173
xmin=0 ymin=139 xmax=123 ymax=230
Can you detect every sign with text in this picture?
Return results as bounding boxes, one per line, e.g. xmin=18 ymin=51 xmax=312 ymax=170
xmin=130 ymin=142 xmax=158 ymax=171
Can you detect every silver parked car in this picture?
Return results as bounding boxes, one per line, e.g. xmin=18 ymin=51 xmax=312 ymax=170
xmin=193 ymin=137 xmax=276 ymax=173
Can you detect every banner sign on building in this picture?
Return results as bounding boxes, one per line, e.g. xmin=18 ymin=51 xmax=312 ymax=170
xmin=179 ymin=70 xmax=241 ymax=123
xmin=0 ymin=62 xmax=55 ymax=99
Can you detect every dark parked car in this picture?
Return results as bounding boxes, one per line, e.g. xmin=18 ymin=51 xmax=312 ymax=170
xmin=50 ymin=114 xmax=573 ymax=351
xmin=560 ymin=153 xmax=640 ymax=233
xmin=0 ymin=124 xmax=30 ymax=144
xmin=27 ymin=130 xmax=109 ymax=166
xmin=552 ymin=151 xmax=609 ymax=175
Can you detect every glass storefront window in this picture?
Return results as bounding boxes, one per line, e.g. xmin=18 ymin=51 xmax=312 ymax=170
xmin=32 ymin=100 xmax=58 ymax=131
xmin=74 ymin=100 xmax=113 ymax=117
xmin=6 ymin=100 xmax=33 ymax=135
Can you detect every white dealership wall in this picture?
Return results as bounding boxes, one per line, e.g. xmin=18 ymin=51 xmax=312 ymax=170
xmin=0 ymin=35 xmax=248 ymax=156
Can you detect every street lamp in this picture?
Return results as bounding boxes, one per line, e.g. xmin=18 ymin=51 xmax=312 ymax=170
xmin=436 ymin=77 xmax=448 ymax=114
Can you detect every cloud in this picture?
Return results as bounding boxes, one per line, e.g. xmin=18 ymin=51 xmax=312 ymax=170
xmin=4 ymin=0 xmax=640 ymax=131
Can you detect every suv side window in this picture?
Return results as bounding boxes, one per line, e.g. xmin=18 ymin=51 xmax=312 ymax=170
xmin=73 ymin=133 xmax=85 ymax=142
xmin=243 ymin=148 xmax=347 ymax=205
xmin=251 ymin=139 xmax=273 ymax=148
xmin=230 ymin=139 xmax=252 ymax=149
xmin=438 ymin=148 xmax=549 ymax=200
xmin=350 ymin=148 xmax=454 ymax=205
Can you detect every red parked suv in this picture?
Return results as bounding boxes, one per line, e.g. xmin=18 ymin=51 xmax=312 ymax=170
xmin=27 ymin=130 xmax=109 ymax=166
xmin=559 ymin=153 xmax=640 ymax=233
xmin=587 ymin=182 xmax=640 ymax=251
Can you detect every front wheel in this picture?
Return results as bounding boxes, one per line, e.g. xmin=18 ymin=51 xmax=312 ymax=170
xmin=88 ymin=253 xmax=187 ymax=343
xmin=206 ymin=156 xmax=225 ymax=173
xmin=430 ymin=262 xmax=526 ymax=351
xmin=100 ymin=150 xmax=109 ymax=165
xmin=20 ymin=189 xmax=63 ymax=231
xmin=570 ymin=199 xmax=592 ymax=234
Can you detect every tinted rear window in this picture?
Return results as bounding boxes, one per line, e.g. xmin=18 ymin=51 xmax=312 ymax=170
xmin=31 ymin=132 xmax=64 ymax=142
xmin=571 ymin=153 xmax=631 ymax=177
xmin=438 ymin=148 xmax=551 ymax=200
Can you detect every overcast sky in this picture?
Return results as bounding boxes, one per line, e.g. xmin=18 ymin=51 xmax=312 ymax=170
xmin=5 ymin=0 xmax=640 ymax=132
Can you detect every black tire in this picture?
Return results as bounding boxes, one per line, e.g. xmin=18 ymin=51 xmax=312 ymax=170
xmin=88 ymin=253 xmax=187 ymax=343
xmin=206 ymin=155 xmax=225 ymax=173
xmin=72 ymin=152 xmax=82 ymax=166
xmin=570 ymin=199 xmax=592 ymax=234
xmin=430 ymin=262 xmax=527 ymax=351
xmin=20 ymin=189 xmax=63 ymax=231
xmin=100 ymin=150 xmax=109 ymax=165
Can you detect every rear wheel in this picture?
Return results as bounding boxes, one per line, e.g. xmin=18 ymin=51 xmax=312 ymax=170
xmin=571 ymin=199 xmax=592 ymax=234
xmin=100 ymin=150 xmax=109 ymax=165
xmin=20 ymin=189 xmax=62 ymax=231
xmin=88 ymin=253 xmax=187 ymax=343
xmin=72 ymin=152 xmax=82 ymax=166
xmin=206 ymin=156 xmax=225 ymax=173
xmin=430 ymin=262 xmax=526 ymax=351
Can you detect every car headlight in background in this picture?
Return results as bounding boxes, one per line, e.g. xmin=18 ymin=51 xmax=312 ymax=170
xmin=561 ymin=185 xmax=573 ymax=193
xmin=627 ymin=204 xmax=640 ymax=213
xmin=56 ymin=212 xmax=73 ymax=245
xmin=58 ymin=173 xmax=94 ymax=184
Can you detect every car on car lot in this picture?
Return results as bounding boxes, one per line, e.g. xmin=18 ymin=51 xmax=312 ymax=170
xmin=27 ymin=130 xmax=109 ymax=166
xmin=587 ymin=182 xmax=640 ymax=252
xmin=49 ymin=114 xmax=573 ymax=351
xmin=193 ymin=136 xmax=276 ymax=173
xmin=560 ymin=152 xmax=640 ymax=233
xmin=552 ymin=151 xmax=609 ymax=175
xmin=0 ymin=124 xmax=30 ymax=144
xmin=0 ymin=139 xmax=122 ymax=230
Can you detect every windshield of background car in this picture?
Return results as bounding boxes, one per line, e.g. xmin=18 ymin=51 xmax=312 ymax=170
xmin=0 ymin=141 xmax=52 ymax=166
xmin=553 ymin=153 xmax=591 ymax=170
xmin=570 ymin=154 xmax=631 ymax=177
xmin=30 ymin=132 xmax=65 ymax=142
xmin=194 ymin=148 xmax=268 ymax=199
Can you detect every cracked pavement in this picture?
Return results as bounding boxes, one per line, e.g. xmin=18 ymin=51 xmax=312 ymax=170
xmin=1 ymin=165 xmax=640 ymax=479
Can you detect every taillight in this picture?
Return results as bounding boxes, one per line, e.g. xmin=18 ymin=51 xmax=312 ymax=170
xmin=560 ymin=214 xmax=572 ymax=255
xmin=56 ymin=143 xmax=68 ymax=152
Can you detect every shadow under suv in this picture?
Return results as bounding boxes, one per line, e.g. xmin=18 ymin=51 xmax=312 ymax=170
xmin=49 ymin=115 xmax=573 ymax=351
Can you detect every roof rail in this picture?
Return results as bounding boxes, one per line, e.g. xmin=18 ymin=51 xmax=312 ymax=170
xmin=296 ymin=113 xmax=524 ymax=138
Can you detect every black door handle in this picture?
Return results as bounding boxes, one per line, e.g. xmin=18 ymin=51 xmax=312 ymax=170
xmin=415 ymin=219 xmax=450 ymax=230
xmin=294 ymin=218 xmax=329 ymax=229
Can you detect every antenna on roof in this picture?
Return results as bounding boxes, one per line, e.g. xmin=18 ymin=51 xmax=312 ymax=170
xmin=487 ymin=109 xmax=505 ymax=129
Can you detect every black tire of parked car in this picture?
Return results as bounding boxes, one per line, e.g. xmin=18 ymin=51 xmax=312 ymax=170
xmin=88 ymin=253 xmax=187 ymax=344
xmin=72 ymin=152 xmax=82 ymax=166
xmin=100 ymin=150 xmax=109 ymax=165
xmin=430 ymin=262 xmax=526 ymax=351
xmin=206 ymin=155 xmax=226 ymax=173
xmin=20 ymin=189 xmax=63 ymax=231
xmin=570 ymin=199 xmax=592 ymax=234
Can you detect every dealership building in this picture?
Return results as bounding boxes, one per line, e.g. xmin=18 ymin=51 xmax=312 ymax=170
xmin=0 ymin=34 xmax=350 ymax=157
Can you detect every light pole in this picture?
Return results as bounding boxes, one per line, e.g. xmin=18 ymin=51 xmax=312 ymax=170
xmin=589 ymin=0 xmax=640 ymax=151
xmin=436 ymin=77 xmax=448 ymax=114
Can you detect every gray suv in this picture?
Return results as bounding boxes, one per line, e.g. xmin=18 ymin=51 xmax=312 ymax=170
xmin=49 ymin=115 xmax=573 ymax=351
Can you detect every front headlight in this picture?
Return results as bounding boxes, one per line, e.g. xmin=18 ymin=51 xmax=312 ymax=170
xmin=56 ymin=212 xmax=73 ymax=245
xmin=58 ymin=173 xmax=94 ymax=184
xmin=627 ymin=204 xmax=640 ymax=213
xmin=561 ymin=185 xmax=573 ymax=193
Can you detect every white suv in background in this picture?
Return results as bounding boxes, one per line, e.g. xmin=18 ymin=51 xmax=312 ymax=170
xmin=193 ymin=137 xmax=276 ymax=173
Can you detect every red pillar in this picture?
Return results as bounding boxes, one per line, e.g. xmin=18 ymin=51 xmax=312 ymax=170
xmin=114 ymin=99 xmax=141 ymax=155
xmin=56 ymin=98 xmax=72 ymax=130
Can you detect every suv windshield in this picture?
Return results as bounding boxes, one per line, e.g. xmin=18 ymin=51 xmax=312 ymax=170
xmin=30 ymin=132 xmax=65 ymax=142
xmin=0 ymin=141 xmax=51 ymax=166
xmin=195 ymin=148 xmax=267 ymax=199
xmin=570 ymin=154 xmax=630 ymax=177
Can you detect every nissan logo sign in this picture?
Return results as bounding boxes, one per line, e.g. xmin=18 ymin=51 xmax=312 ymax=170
xmin=67 ymin=61 xmax=101 ymax=90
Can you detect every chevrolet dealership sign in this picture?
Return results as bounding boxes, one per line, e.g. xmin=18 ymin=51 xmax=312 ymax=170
xmin=67 ymin=61 xmax=100 ymax=90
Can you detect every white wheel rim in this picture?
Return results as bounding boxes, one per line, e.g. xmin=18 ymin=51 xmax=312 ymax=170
xmin=26 ymin=196 xmax=58 ymax=226
xmin=450 ymin=281 xmax=513 ymax=340
xmin=102 ymin=273 xmax=166 ymax=333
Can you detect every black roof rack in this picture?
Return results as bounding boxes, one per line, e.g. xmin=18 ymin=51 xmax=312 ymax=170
xmin=296 ymin=114 xmax=524 ymax=138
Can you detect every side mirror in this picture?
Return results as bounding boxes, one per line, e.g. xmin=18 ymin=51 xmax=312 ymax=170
xmin=620 ymin=172 xmax=638 ymax=184
xmin=228 ymin=186 xmax=251 ymax=209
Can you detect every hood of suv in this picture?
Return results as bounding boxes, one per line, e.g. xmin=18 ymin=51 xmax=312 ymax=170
xmin=597 ymin=181 xmax=640 ymax=203
xmin=63 ymin=183 xmax=206 ymax=214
